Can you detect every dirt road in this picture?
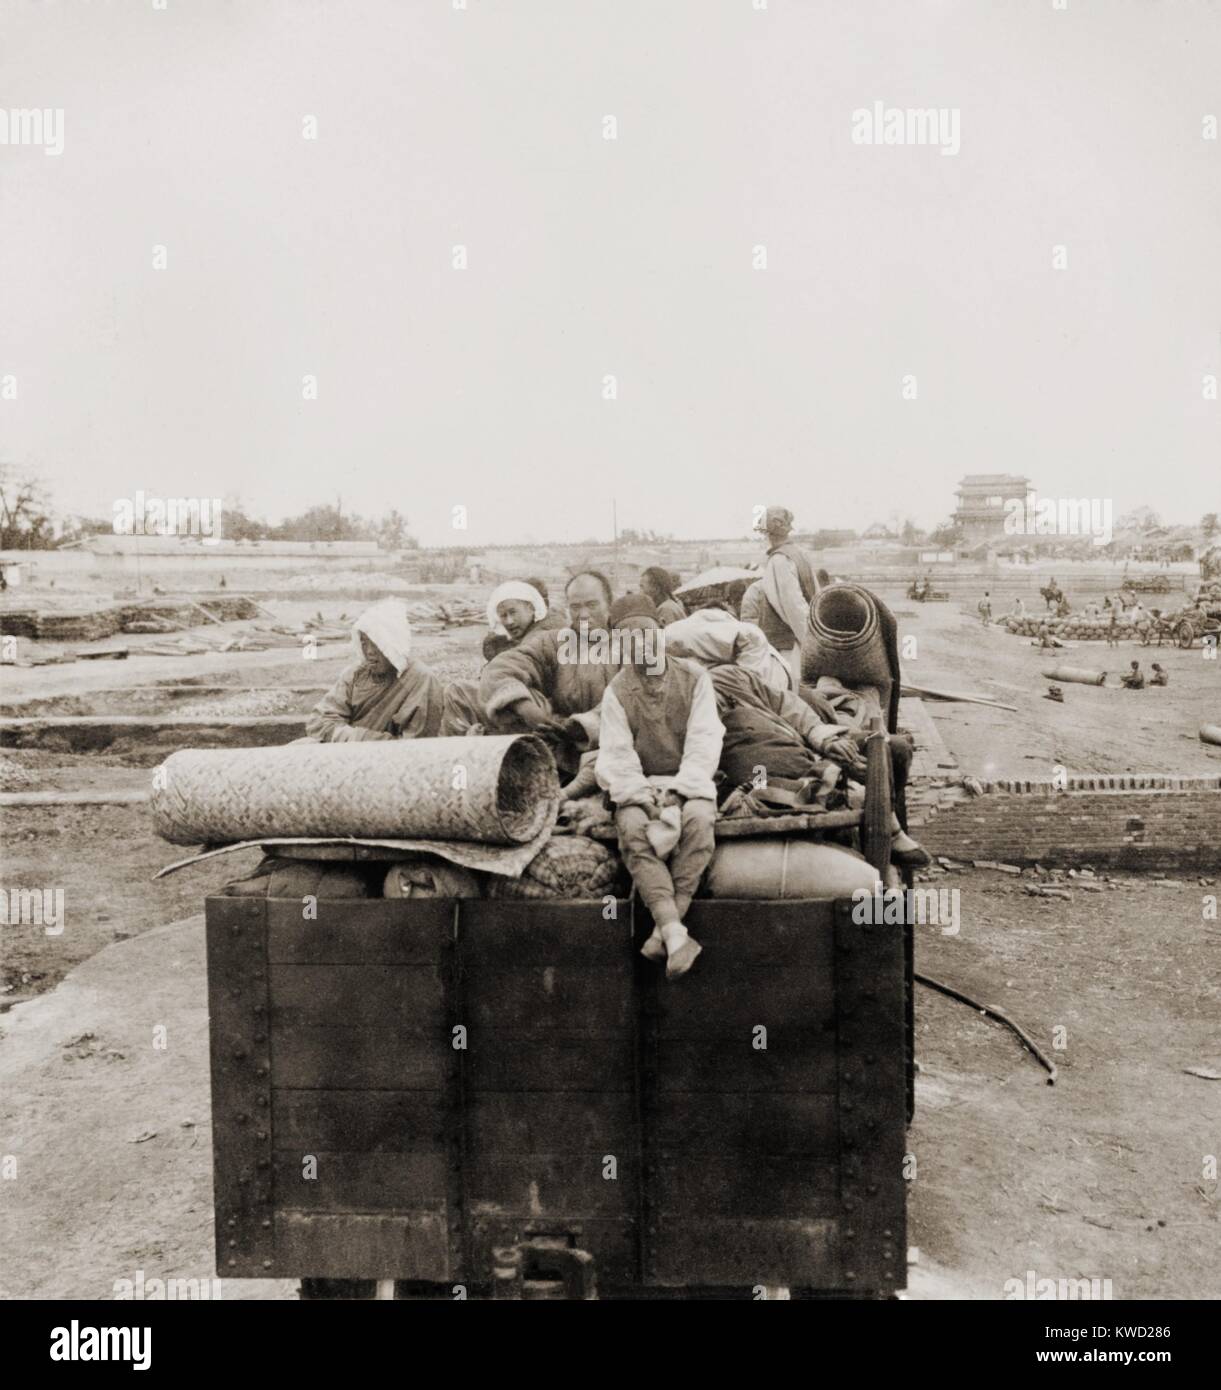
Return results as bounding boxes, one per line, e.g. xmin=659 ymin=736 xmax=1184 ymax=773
xmin=2 ymin=875 xmax=1215 ymax=1299
xmin=877 ymin=592 xmax=1221 ymax=781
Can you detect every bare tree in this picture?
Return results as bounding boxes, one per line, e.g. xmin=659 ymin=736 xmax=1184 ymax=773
xmin=0 ymin=465 xmax=54 ymax=550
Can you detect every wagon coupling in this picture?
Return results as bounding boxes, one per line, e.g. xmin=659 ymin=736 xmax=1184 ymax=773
xmin=492 ymin=1235 xmax=597 ymax=1300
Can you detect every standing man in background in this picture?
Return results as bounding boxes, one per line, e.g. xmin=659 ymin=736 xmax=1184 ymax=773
xmin=755 ymin=505 xmax=819 ymax=687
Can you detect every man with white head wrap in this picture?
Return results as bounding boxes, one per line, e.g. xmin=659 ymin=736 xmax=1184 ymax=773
xmin=444 ymin=578 xmax=568 ymax=737
xmin=304 ymin=598 xmax=444 ymax=742
xmin=480 ymin=578 xmax=565 ymax=662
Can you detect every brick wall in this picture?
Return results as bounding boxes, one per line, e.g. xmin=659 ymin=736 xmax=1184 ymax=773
xmin=919 ymin=779 xmax=1221 ymax=871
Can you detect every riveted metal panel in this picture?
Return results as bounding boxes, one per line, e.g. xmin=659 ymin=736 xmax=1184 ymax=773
xmin=833 ymin=899 xmax=907 ymax=1296
xmin=442 ymin=902 xmax=467 ymax=1285
xmin=205 ymin=896 xmax=274 ymax=1277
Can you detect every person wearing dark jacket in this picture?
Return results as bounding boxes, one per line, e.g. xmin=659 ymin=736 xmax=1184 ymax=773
xmin=640 ymin=567 xmax=686 ymax=626
xmin=441 ymin=572 xmax=617 ymax=788
xmin=708 ymin=665 xmax=928 ymax=868
xmin=479 ymin=578 xmax=566 ymax=662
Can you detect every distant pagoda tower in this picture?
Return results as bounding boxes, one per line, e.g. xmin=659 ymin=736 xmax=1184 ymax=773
xmin=952 ymin=474 xmax=1032 ymax=545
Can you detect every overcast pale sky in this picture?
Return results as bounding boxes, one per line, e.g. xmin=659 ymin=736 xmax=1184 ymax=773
xmin=2 ymin=0 xmax=1218 ymax=547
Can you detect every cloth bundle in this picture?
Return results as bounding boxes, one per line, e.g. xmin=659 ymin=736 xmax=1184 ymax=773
xmin=383 ymin=859 xmax=483 ymax=899
xmin=702 ymin=837 xmax=880 ymax=900
xmin=150 ymin=734 xmax=559 ymax=847
xmin=556 ymin=794 xmax=614 ymax=836
xmin=223 ymin=857 xmax=371 ymax=899
xmin=644 ymin=805 xmax=682 ymax=859
xmin=486 ymin=835 xmax=624 ymax=900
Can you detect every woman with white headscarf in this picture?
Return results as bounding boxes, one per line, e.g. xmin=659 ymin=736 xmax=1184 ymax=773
xmin=304 ymin=599 xmax=444 ymax=742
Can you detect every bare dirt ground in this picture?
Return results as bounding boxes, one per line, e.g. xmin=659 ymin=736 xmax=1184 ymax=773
xmin=875 ymin=588 xmax=1221 ymax=782
xmin=911 ymin=871 xmax=1220 ymax=1300
xmin=1 ymin=586 xmax=1218 ymax=1299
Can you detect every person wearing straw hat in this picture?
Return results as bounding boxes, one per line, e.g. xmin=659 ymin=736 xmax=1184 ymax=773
xmin=304 ymin=598 xmax=444 ymax=742
xmin=755 ymin=505 xmax=819 ymax=687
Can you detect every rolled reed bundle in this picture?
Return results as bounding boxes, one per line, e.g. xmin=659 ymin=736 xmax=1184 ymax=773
xmin=151 ymin=734 xmax=558 ymax=846
xmin=1041 ymin=667 xmax=1107 ymax=686
xmin=802 ymin=583 xmax=893 ymax=690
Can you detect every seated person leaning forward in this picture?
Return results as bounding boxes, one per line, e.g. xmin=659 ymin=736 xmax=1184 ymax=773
xmin=304 ymin=599 xmax=444 ymax=742
xmin=480 ymin=578 xmax=566 ymax=663
xmin=595 ymin=594 xmax=724 ymax=980
xmin=664 ymin=599 xmax=792 ymax=692
xmin=442 ymin=571 xmax=619 ymax=790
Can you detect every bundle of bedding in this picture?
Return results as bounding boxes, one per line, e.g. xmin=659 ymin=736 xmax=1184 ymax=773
xmin=485 ymin=834 xmax=625 ymax=900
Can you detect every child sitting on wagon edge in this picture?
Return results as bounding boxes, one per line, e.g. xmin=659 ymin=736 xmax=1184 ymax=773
xmin=596 ymin=594 xmax=723 ymax=979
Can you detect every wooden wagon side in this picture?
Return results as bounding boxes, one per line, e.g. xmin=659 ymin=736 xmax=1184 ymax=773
xmin=206 ymin=892 xmax=908 ymax=1298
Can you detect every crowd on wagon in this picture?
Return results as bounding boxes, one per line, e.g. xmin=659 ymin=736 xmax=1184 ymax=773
xmin=300 ymin=504 xmax=926 ymax=978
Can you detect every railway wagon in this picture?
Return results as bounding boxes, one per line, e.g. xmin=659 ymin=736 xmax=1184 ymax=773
xmin=205 ymin=885 xmax=912 ymax=1299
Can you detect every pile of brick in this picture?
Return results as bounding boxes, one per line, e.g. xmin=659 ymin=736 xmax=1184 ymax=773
xmin=115 ymin=596 xmax=259 ymax=628
xmin=17 ymin=609 xmax=124 ymax=642
xmin=0 ymin=595 xmax=259 ymax=642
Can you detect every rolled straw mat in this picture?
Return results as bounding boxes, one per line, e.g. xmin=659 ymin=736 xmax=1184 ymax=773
xmin=151 ymin=734 xmax=558 ymax=846
xmin=802 ymin=583 xmax=893 ymax=690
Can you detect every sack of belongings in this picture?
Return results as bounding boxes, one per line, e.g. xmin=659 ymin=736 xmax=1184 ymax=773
xmin=223 ymin=856 xmax=372 ymax=899
xmin=702 ymin=836 xmax=881 ymax=899
xmin=487 ymin=834 xmax=626 ymax=900
xmin=383 ymin=859 xmax=483 ymax=899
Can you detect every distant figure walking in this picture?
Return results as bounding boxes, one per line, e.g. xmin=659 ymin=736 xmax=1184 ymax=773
xmin=978 ymin=592 xmax=992 ymax=625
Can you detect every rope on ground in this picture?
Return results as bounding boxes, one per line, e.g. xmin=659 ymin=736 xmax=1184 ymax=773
xmin=915 ymin=971 xmax=1058 ymax=1085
